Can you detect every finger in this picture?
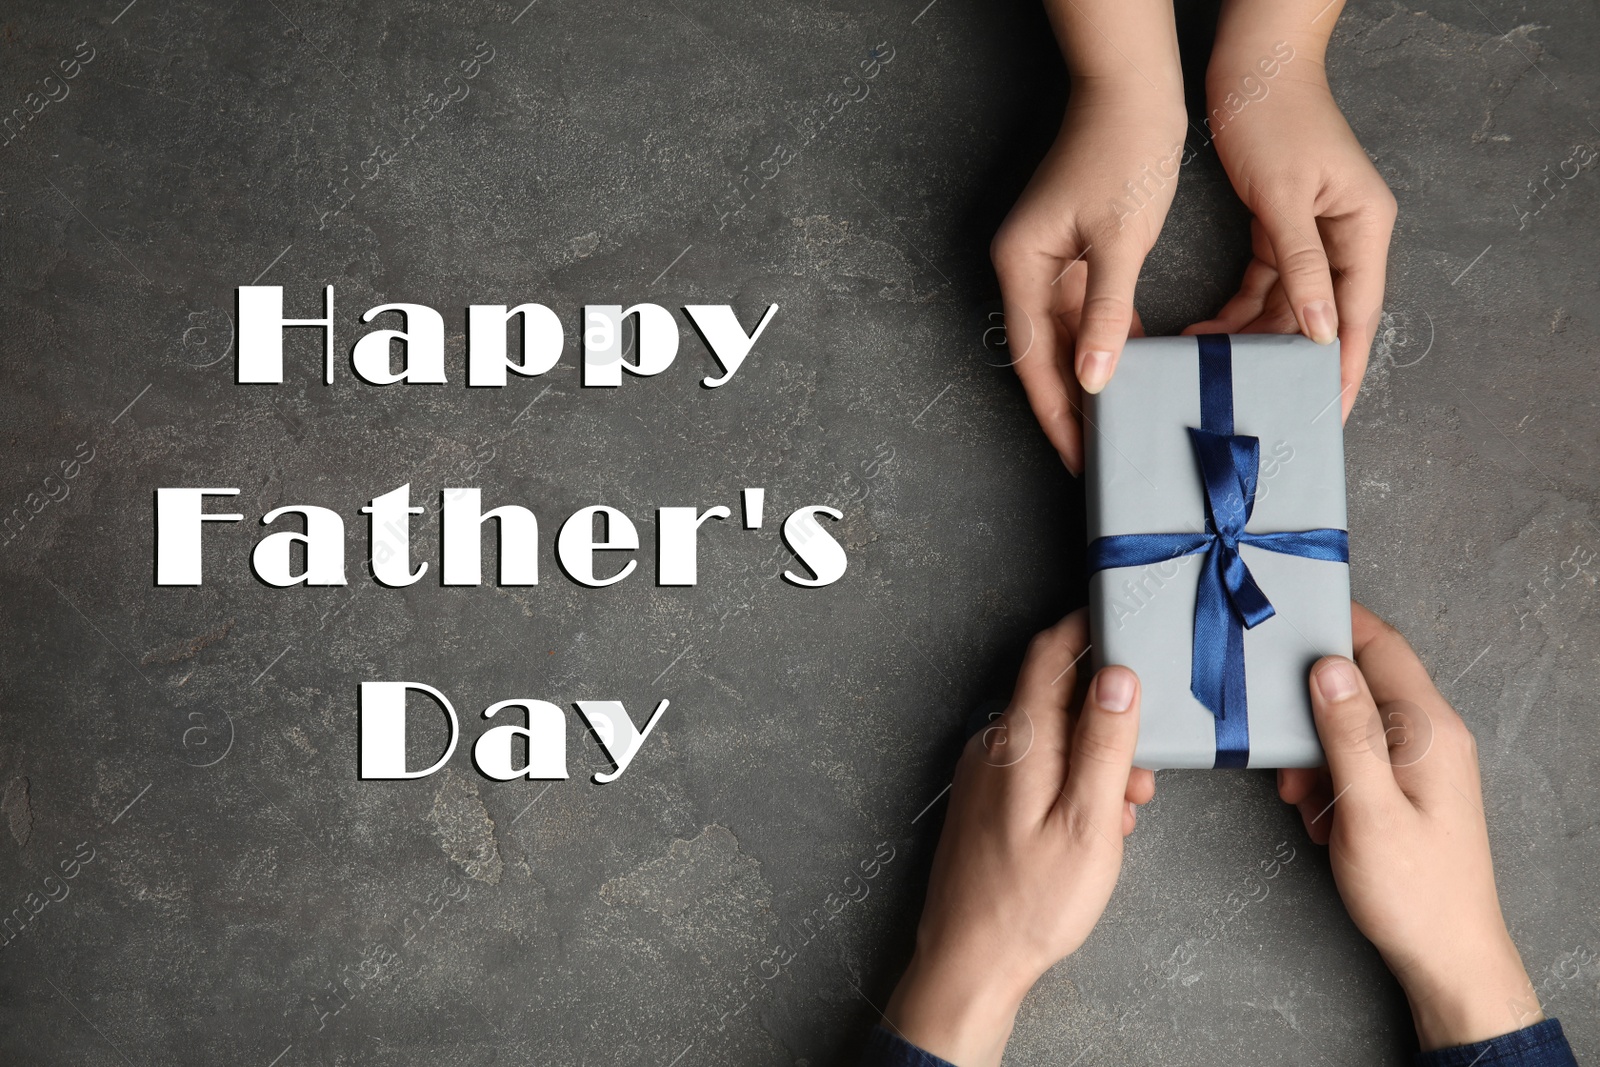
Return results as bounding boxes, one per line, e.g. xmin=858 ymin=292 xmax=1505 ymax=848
xmin=1122 ymin=800 xmax=1138 ymax=837
xmin=1074 ymin=245 xmax=1145 ymax=395
xmin=1277 ymin=765 xmax=1323 ymax=806
xmin=996 ymin=248 xmax=1083 ymax=473
xmin=1218 ymin=222 xmax=1296 ymax=334
xmin=1248 ymin=182 xmax=1338 ymax=345
xmin=1009 ymin=608 xmax=1091 ymax=723
xmin=1297 ymin=777 xmax=1336 ymax=846
xmin=1322 ymin=196 xmax=1396 ymax=421
xmin=1182 ymin=259 xmax=1280 ymax=336
xmin=1126 ymin=766 xmax=1156 ymax=806
xmin=1351 ymin=603 xmax=1448 ymax=714
xmin=1010 ymin=314 xmax=1083 ymax=476
xmin=1348 ymin=602 xmax=1472 ymax=802
xmin=1308 ymin=655 xmax=1405 ymax=809
xmin=1277 ymin=765 xmax=1335 ymax=843
xmin=1054 ymin=665 xmax=1141 ymax=845
xmin=978 ymin=610 xmax=1090 ymax=806
xmin=1349 ymin=600 xmax=1387 ymax=652
xmin=1239 ymin=304 xmax=1300 ymax=336
xmin=1239 ymin=272 xmax=1301 ymax=334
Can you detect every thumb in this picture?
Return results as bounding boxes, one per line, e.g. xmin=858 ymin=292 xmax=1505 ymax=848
xmin=1251 ymin=185 xmax=1338 ymax=345
xmin=1075 ymin=247 xmax=1143 ymax=395
xmin=1308 ymin=656 xmax=1403 ymax=804
xmin=1056 ymin=666 xmax=1141 ymax=846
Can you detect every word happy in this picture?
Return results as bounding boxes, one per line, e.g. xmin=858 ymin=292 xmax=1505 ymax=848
xmin=236 ymin=286 xmax=780 ymax=388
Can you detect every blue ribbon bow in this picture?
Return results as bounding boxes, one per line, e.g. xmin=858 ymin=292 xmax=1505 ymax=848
xmin=1086 ymin=335 xmax=1349 ymax=768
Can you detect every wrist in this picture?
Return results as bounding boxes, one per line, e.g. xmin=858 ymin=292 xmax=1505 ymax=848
xmin=1205 ymin=36 xmax=1326 ymax=96
xmin=1064 ymin=76 xmax=1188 ymax=140
xmin=885 ymin=950 xmax=1031 ymax=1067
xmin=1395 ymin=936 xmax=1540 ymax=1051
xmin=1200 ymin=42 xmax=1331 ymax=146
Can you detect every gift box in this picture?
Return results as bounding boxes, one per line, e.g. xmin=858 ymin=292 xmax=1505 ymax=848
xmin=1084 ymin=334 xmax=1352 ymax=769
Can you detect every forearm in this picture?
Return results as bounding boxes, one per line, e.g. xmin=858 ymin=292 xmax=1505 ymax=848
xmin=1209 ymin=0 xmax=1339 ymax=83
xmin=1042 ymin=0 xmax=1184 ymax=104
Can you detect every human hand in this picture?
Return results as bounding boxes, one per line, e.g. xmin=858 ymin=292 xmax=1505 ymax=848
xmin=992 ymin=86 xmax=1187 ymax=474
xmin=1280 ymin=603 xmax=1539 ymax=1050
xmin=1185 ymin=46 xmax=1395 ymax=423
xmin=884 ymin=610 xmax=1156 ymax=1066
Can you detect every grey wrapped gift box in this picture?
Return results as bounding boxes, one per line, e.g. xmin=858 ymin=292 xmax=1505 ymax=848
xmin=1084 ymin=334 xmax=1352 ymax=770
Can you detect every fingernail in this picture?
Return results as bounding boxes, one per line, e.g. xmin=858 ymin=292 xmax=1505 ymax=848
xmin=1126 ymin=800 xmax=1137 ymax=822
xmin=1078 ymin=350 xmax=1114 ymax=393
xmin=1303 ymin=301 xmax=1337 ymax=344
xmin=1095 ymin=667 xmax=1136 ymax=712
xmin=1315 ymin=659 xmax=1360 ymax=702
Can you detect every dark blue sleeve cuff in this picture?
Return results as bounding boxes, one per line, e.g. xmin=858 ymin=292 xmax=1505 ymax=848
xmin=1414 ymin=1018 xmax=1578 ymax=1067
xmin=862 ymin=1017 xmax=1577 ymax=1065
xmin=860 ymin=1025 xmax=958 ymax=1067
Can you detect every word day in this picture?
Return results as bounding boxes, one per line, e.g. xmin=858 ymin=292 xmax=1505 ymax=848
xmin=358 ymin=682 xmax=669 ymax=784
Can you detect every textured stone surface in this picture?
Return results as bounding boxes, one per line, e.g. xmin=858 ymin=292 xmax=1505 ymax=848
xmin=1 ymin=0 xmax=1596 ymax=1064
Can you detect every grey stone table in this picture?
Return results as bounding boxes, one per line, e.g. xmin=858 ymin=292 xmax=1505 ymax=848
xmin=1 ymin=1 xmax=1595 ymax=1064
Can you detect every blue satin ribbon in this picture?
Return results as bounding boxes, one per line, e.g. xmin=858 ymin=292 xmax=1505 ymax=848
xmin=1087 ymin=335 xmax=1349 ymax=768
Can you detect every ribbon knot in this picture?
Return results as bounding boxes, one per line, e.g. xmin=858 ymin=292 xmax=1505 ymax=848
xmin=1087 ymin=335 xmax=1349 ymax=768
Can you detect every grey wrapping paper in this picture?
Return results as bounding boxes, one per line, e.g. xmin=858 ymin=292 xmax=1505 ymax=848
xmin=1084 ymin=334 xmax=1352 ymax=769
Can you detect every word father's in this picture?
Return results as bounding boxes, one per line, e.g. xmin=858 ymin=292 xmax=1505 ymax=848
xmin=153 ymin=485 xmax=846 ymax=589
